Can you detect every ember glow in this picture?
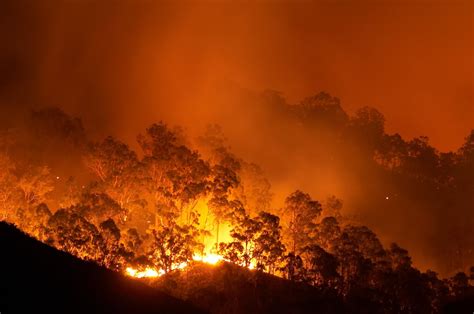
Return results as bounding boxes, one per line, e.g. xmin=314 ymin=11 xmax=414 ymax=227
xmin=192 ymin=253 xmax=224 ymax=265
xmin=125 ymin=253 xmax=227 ymax=278
xmin=125 ymin=267 xmax=161 ymax=278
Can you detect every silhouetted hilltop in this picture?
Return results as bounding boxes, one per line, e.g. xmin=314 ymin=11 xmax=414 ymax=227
xmin=151 ymin=262 xmax=474 ymax=314
xmin=152 ymin=262 xmax=344 ymax=314
xmin=0 ymin=222 xmax=206 ymax=314
xmin=1 ymin=221 xmax=472 ymax=314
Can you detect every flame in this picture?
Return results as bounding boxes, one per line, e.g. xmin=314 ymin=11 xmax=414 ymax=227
xmin=192 ymin=253 xmax=224 ymax=265
xmin=124 ymin=202 xmax=237 ymax=279
xmin=125 ymin=253 xmax=226 ymax=278
xmin=125 ymin=267 xmax=163 ymax=278
xmin=248 ymin=261 xmax=256 ymax=270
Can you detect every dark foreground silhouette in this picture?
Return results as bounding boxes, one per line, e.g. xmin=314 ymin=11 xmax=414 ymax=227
xmin=1 ymin=222 xmax=472 ymax=314
xmin=152 ymin=262 xmax=474 ymax=314
xmin=0 ymin=222 xmax=205 ymax=314
xmin=153 ymin=262 xmax=344 ymax=314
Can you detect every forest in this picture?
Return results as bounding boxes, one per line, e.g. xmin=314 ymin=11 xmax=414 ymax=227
xmin=0 ymin=92 xmax=473 ymax=313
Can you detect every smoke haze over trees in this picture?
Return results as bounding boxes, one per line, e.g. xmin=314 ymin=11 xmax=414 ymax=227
xmin=0 ymin=104 xmax=473 ymax=313
xmin=0 ymin=1 xmax=473 ymax=312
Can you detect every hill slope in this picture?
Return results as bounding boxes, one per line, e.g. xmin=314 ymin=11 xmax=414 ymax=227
xmin=0 ymin=222 xmax=206 ymax=314
xmin=152 ymin=261 xmax=474 ymax=314
xmin=152 ymin=262 xmax=344 ymax=314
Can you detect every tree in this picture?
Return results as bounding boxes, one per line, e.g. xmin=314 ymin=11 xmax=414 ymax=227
xmin=138 ymin=123 xmax=210 ymax=228
xmin=147 ymin=221 xmax=201 ymax=273
xmin=322 ymin=195 xmax=343 ymax=221
xmin=253 ymin=211 xmax=285 ymax=274
xmin=402 ymin=136 xmax=439 ymax=180
xmin=281 ymin=253 xmax=307 ymax=283
xmin=16 ymin=165 xmax=54 ymax=209
xmin=48 ymin=208 xmax=105 ymax=262
xmin=458 ymin=130 xmax=474 ymax=162
xmin=313 ymin=216 xmax=341 ymax=253
xmin=281 ymin=190 xmax=322 ymax=255
xmin=99 ymin=218 xmax=128 ymax=270
xmin=219 ymin=210 xmax=285 ymax=274
xmin=196 ymin=124 xmax=229 ymax=163
xmin=74 ymin=192 xmax=126 ymax=227
xmin=388 ymin=243 xmax=412 ymax=270
xmin=15 ymin=203 xmax=52 ymax=241
xmin=220 ymin=213 xmax=261 ymax=268
xmin=302 ymin=244 xmax=340 ymax=287
xmin=208 ymin=197 xmax=241 ymax=248
xmin=349 ymin=106 xmax=385 ymax=149
xmin=57 ymin=176 xmax=84 ymax=209
xmin=297 ymin=92 xmax=348 ymax=131
xmin=120 ymin=228 xmax=144 ymax=262
xmin=199 ymin=125 xmax=242 ymax=248
xmin=233 ymin=162 xmax=273 ymax=216
xmin=333 ymin=232 xmax=372 ymax=293
xmin=374 ymin=133 xmax=407 ymax=170
xmin=448 ymin=272 xmax=470 ymax=298
xmin=470 ymin=266 xmax=474 ymax=285
xmin=343 ymin=225 xmax=387 ymax=266
xmin=422 ymin=270 xmax=449 ymax=312
xmin=29 ymin=107 xmax=86 ymax=147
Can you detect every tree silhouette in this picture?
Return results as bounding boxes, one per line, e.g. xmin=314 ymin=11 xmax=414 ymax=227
xmin=84 ymin=136 xmax=145 ymax=211
xmin=148 ymin=221 xmax=201 ymax=273
xmin=48 ymin=208 xmax=104 ymax=262
xmin=302 ymin=244 xmax=340 ymax=287
xmin=234 ymin=161 xmax=273 ymax=216
xmin=138 ymin=123 xmax=210 ymax=228
xmin=313 ymin=216 xmax=341 ymax=253
xmin=281 ymin=190 xmax=322 ymax=255
xmin=220 ymin=212 xmax=260 ymax=268
xmin=253 ymin=211 xmax=285 ymax=274
xmin=15 ymin=203 xmax=52 ymax=241
xmin=99 ymin=218 xmax=128 ymax=270
xmin=75 ymin=192 xmax=126 ymax=226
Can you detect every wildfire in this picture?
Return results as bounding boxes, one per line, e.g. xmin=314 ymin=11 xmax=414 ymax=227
xmin=125 ymin=267 xmax=163 ymax=278
xmin=125 ymin=253 xmax=226 ymax=278
xmin=192 ymin=253 xmax=224 ymax=265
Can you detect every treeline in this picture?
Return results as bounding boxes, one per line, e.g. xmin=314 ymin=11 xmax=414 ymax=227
xmin=0 ymin=98 xmax=473 ymax=312
xmin=254 ymin=91 xmax=474 ymax=276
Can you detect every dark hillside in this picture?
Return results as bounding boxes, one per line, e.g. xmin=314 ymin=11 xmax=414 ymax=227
xmin=152 ymin=262 xmax=474 ymax=314
xmin=152 ymin=262 xmax=344 ymax=314
xmin=0 ymin=222 xmax=206 ymax=314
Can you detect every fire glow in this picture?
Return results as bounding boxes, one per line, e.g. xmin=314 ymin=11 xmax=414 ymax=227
xmin=125 ymin=267 xmax=162 ymax=278
xmin=125 ymin=253 xmax=226 ymax=278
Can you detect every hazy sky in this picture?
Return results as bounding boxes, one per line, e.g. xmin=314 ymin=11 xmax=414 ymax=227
xmin=0 ymin=0 xmax=472 ymax=151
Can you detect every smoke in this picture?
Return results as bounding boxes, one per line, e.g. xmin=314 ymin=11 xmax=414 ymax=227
xmin=0 ymin=0 xmax=472 ymax=275
xmin=1 ymin=1 xmax=472 ymax=143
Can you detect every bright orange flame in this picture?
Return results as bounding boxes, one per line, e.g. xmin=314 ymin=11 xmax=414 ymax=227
xmin=125 ymin=267 xmax=162 ymax=278
xmin=124 ymin=202 xmax=235 ymax=279
xmin=193 ymin=253 xmax=224 ymax=265
xmin=125 ymin=253 xmax=227 ymax=278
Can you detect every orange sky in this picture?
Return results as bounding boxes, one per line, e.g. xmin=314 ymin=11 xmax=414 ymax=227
xmin=0 ymin=0 xmax=473 ymax=151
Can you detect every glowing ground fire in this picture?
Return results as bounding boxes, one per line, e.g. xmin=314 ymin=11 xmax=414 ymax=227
xmin=125 ymin=267 xmax=163 ymax=278
xmin=125 ymin=253 xmax=226 ymax=278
